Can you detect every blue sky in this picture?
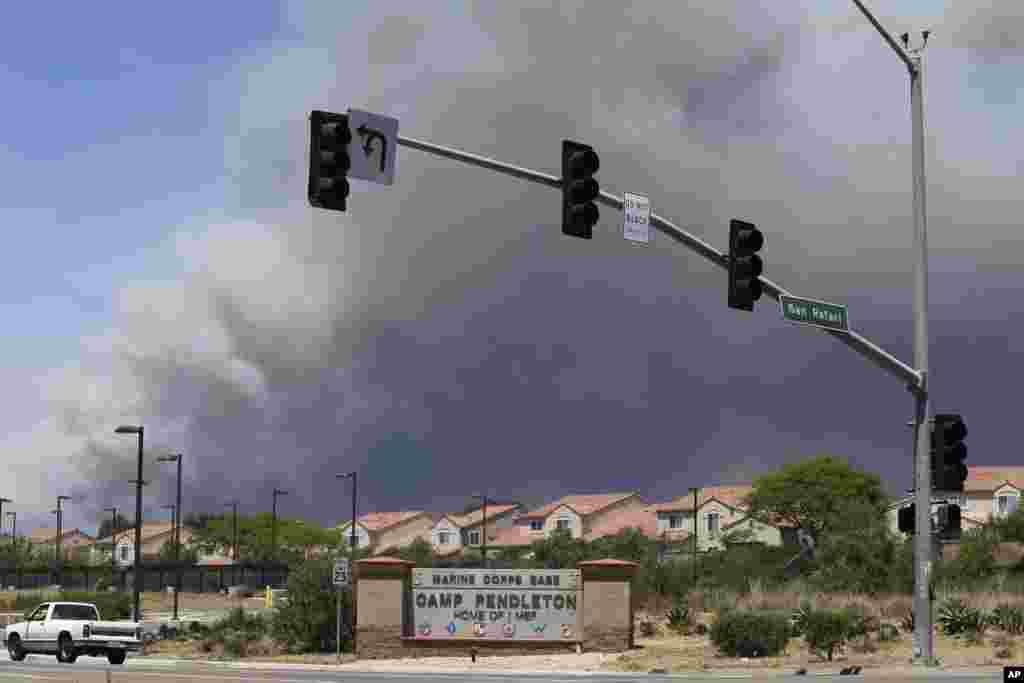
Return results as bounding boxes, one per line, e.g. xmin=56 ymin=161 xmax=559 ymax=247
xmin=1 ymin=1 xmax=1023 ymax=535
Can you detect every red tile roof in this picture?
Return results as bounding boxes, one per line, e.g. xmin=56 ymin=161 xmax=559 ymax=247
xmin=27 ymin=528 xmax=96 ymax=544
xmin=654 ymin=485 xmax=753 ymax=513
xmin=489 ymin=525 xmax=534 ymax=547
xmin=451 ymin=504 xmax=520 ymax=528
xmin=524 ymin=492 xmax=638 ymax=519
xmin=583 ymin=506 xmax=659 ymax=541
xmin=345 ymin=511 xmax=428 ymax=532
xmin=966 ymin=467 xmax=1024 ymax=492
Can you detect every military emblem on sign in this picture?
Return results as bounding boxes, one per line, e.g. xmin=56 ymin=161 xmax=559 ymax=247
xmin=561 ymin=624 xmax=573 ymax=638
xmin=446 ymin=622 xmax=457 ymax=635
xmin=419 ymin=621 xmax=431 ymax=636
xmin=474 ymin=623 xmax=486 ymax=637
xmin=503 ymin=623 xmax=515 ymax=637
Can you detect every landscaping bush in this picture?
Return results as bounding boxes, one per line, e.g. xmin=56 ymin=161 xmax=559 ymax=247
xmin=791 ymin=601 xmax=813 ymax=637
xmin=666 ymin=600 xmax=691 ymax=634
xmin=272 ymin=558 xmax=351 ymax=654
xmin=803 ymin=609 xmax=853 ymax=662
xmin=710 ymin=610 xmax=791 ymax=658
xmin=991 ymin=604 xmax=1024 ymax=635
xmin=879 ymin=623 xmax=899 ymax=641
xmin=937 ymin=598 xmax=987 ymax=638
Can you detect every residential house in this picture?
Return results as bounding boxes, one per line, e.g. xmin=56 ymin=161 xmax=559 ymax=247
xmin=92 ymin=523 xmax=195 ymax=566
xmin=429 ymin=504 xmax=523 ymax=557
xmin=27 ymin=528 xmax=96 ymax=562
xmin=487 ymin=492 xmax=647 ymax=552
xmin=653 ymin=485 xmax=788 ymax=553
xmin=885 ymin=467 xmax=1024 ymax=537
xmin=336 ymin=511 xmax=434 ymax=555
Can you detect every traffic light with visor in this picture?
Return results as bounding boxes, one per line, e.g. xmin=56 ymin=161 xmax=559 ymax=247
xmin=308 ymin=110 xmax=352 ymax=212
xmin=898 ymin=503 xmax=915 ymax=534
xmin=561 ymin=140 xmax=600 ymax=239
xmin=728 ymin=219 xmax=764 ymax=311
xmin=932 ymin=414 xmax=968 ymax=492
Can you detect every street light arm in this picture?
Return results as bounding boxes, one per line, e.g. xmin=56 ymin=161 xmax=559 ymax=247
xmin=850 ymin=0 xmax=917 ymax=73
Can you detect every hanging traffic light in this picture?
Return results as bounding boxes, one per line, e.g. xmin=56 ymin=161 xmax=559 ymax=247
xmin=898 ymin=503 xmax=915 ymax=534
xmin=561 ymin=140 xmax=600 ymax=239
xmin=728 ymin=219 xmax=765 ymax=311
xmin=932 ymin=414 xmax=968 ymax=492
xmin=308 ymin=110 xmax=352 ymax=212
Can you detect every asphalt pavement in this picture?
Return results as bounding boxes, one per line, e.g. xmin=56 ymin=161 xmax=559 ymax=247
xmin=0 ymin=652 xmax=1010 ymax=682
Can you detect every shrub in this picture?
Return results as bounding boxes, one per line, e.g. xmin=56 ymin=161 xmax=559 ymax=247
xmin=13 ymin=591 xmax=132 ymax=620
xmin=272 ymin=559 xmax=350 ymax=654
xmin=937 ymin=598 xmax=987 ymax=638
xmin=879 ymin=623 xmax=899 ymax=641
xmin=791 ymin=602 xmax=813 ymax=638
xmin=803 ymin=609 xmax=853 ymax=662
xmin=666 ymin=601 xmax=691 ymax=634
xmin=899 ymin=609 xmax=914 ymax=634
xmin=637 ymin=618 xmax=657 ymax=638
xmin=710 ymin=610 xmax=791 ymax=658
xmin=991 ymin=604 xmax=1024 ymax=635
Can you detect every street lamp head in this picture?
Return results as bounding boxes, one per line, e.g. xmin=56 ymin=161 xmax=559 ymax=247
xmin=336 ymin=472 xmax=354 ymax=480
xmin=115 ymin=425 xmax=142 ymax=435
xmin=161 ymin=504 xmax=175 ymax=510
xmin=5 ymin=512 xmax=13 ymax=518
xmin=0 ymin=497 xmax=11 ymax=504
xmin=156 ymin=454 xmax=179 ymax=463
xmin=104 ymin=507 xmax=117 ymax=513
xmin=58 ymin=495 xmax=71 ymax=502
xmin=274 ymin=488 xmax=289 ymax=495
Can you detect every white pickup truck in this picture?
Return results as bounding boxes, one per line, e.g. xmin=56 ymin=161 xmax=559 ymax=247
xmin=3 ymin=601 xmax=142 ymax=665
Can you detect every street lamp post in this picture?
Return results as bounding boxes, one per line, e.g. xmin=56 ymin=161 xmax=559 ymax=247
xmin=0 ymin=498 xmax=10 ymax=545
xmin=272 ymin=488 xmax=288 ymax=562
xmin=115 ymin=424 xmax=145 ymax=622
xmin=336 ymin=472 xmax=358 ymax=661
xmin=689 ymin=487 xmax=699 ymax=586
xmin=104 ymin=507 xmax=118 ymax=578
xmin=6 ymin=511 xmax=15 ymax=556
xmin=471 ymin=494 xmax=489 ymax=569
xmin=56 ymin=496 xmax=71 ymax=569
xmin=224 ymin=502 xmax=239 ymax=562
xmin=850 ymin=0 xmax=935 ymax=664
xmin=157 ymin=454 xmax=183 ymax=621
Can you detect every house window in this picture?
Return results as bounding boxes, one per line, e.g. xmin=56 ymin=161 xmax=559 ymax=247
xmin=669 ymin=515 xmax=683 ymax=529
xmin=529 ymin=520 xmax=543 ymax=531
xmin=469 ymin=531 xmax=481 ymax=545
xmin=438 ymin=532 xmax=451 ymax=545
xmin=556 ymin=518 xmax=571 ymax=531
xmin=706 ymin=513 xmax=720 ymax=536
xmin=998 ymin=495 xmax=1018 ymax=516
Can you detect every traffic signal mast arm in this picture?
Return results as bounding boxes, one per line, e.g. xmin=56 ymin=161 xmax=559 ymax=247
xmin=394 ymin=134 xmax=923 ymax=393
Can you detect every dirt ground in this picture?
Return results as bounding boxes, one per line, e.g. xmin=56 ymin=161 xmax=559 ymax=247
xmin=140 ymin=591 xmax=266 ymax=612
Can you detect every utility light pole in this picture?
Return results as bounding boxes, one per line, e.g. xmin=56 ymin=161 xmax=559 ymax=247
xmin=472 ymin=494 xmax=489 ymax=569
xmin=56 ymin=495 xmax=71 ymax=566
xmin=224 ymin=501 xmax=239 ymax=562
xmin=115 ymin=424 xmax=145 ymax=622
xmin=157 ymin=453 xmax=183 ymax=621
xmin=0 ymin=498 xmax=10 ymax=543
xmin=6 ymin=511 xmax=15 ymax=558
xmin=690 ymin=487 xmax=699 ymax=586
xmin=850 ymin=0 xmax=934 ymax=665
xmin=337 ymin=471 xmax=358 ymax=659
xmin=104 ymin=507 xmax=118 ymax=577
xmin=272 ymin=488 xmax=288 ymax=562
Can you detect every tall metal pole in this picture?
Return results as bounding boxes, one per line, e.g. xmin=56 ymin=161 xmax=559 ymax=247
xmin=909 ymin=50 xmax=934 ymax=665
xmin=135 ymin=429 xmax=144 ymax=622
xmin=0 ymin=499 xmax=9 ymax=546
xmin=175 ymin=454 xmax=182 ymax=622
xmin=847 ymin=3 xmax=933 ymax=664
xmin=272 ymin=491 xmax=278 ymax=562
xmin=482 ymin=496 xmax=488 ymax=569
xmin=690 ymin=487 xmax=699 ymax=586
xmin=105 ymin=507 xmax=117 ymax=578
xmin=7 ymin=512 xmax=15 ymax=556
xmin=350 ymin=472 xmax=358 ymax=658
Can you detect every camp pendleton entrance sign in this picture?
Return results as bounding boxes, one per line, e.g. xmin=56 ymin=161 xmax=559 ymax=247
xmin=411 ymin=568 xmax=581 ymax=641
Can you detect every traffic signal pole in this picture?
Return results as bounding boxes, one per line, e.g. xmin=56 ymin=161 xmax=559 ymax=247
xmin=395 ymin=134 xmax=922 ymax=391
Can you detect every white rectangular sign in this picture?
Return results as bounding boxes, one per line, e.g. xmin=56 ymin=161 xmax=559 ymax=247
xmin=623 ymin=192 xmax=650 ymax=244
xmin=411 ymin=568 xmax=581 ymax=641
xmin=333 ymin=559 xmax=351 ymax=587
xmin=347 ymin=108 xmax=399 ymax=186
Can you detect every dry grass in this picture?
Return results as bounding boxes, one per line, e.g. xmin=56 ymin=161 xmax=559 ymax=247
xmin=140 ymin=591 xmax=265 ymax=612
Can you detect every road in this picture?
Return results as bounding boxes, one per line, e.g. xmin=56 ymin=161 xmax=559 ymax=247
xmin=0 ymin=653 xmax=1009 ymax=681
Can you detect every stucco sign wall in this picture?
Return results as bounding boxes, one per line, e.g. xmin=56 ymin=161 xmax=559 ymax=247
xmin=411 ymin=568 xmax=581 ymax=641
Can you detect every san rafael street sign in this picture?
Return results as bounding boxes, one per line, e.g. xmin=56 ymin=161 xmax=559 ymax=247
xmin=779 ymin=294 xmax=849 ymax=333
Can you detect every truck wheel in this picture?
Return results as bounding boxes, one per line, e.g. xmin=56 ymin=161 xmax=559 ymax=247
xmin=6 ymin=634 xmax=26 ymax=661
xmin=56 ymin=633 xmax=78 ymax=663
xmin=107 ymin=650 xmax=126 ymax=665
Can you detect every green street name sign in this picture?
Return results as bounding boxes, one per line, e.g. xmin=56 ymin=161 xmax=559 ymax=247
xmin=779 ymin=294 xmax=849 ymax=332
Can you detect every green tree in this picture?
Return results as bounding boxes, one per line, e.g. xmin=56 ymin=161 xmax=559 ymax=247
xmin=272 ymin=557 xmax=351 ymax=653
xmin=530 ymin=528 xmax=591 ymax=569
xmin=808 ymin=499 xmax=901 ymax=594
xmin=189 ymin=514 xmax=341 ymax=564
xmin=396 ymin=537 xmax=435 ymax=567
xmin=744 ymin=455 xmax=887 ymax=539
xmin=157 ymin=540 xmax=199 ymax=563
